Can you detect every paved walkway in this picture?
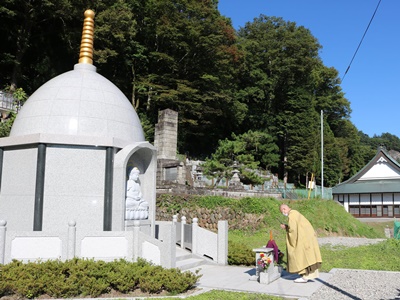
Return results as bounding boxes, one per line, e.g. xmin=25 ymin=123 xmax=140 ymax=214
xmin=186 ymin=264 xmax=334 ymax=299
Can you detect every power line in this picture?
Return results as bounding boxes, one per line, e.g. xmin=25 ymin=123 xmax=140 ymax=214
xmin=341 ymin=0 xmax=382 ymax=82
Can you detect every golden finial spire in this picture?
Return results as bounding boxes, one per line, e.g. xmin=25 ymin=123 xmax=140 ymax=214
xmin=79 ymin=9 xmax=95 ymax=64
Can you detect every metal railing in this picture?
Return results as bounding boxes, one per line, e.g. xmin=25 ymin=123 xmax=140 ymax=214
xmin=0 ymin=91 xmax=19 ymax=112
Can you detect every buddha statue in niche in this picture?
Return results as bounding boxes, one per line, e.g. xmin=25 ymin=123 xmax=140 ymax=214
xmin=125 ymin=167 xmax=149 ymax=220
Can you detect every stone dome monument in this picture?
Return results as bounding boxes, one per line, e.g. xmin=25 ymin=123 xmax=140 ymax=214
xmin=10 ymin=63 xmax=144 ymax=144
xmin=0 ymin=9 xmax=157 ymax=264
xmin=11 ymin=10 xmax=144 ymax=145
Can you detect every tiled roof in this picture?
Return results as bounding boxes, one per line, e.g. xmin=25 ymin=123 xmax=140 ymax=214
xmin=333 ymin=146 xmax=400 ymax=194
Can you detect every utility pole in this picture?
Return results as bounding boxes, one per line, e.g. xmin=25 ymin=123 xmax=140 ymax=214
xmin=321 ymin=110 xmax=324 ymax=199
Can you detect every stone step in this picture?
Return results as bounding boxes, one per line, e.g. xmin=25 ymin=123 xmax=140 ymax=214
xmin=176 ymin=257 xmax=207 ymax=271
xmin=175 ymin=246 xmax=216 ymax=271
xmin=176 ymin=247 xmax=193 ymax=261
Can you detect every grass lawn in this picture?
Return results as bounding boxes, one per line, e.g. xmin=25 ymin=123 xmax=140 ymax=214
xmin=163 ymin=290 xmax=285 ymax=299
xmin=363 ymin=221 xmax=393 ymax=234
xmin=229 ymin=225 xmax=400 ymax=273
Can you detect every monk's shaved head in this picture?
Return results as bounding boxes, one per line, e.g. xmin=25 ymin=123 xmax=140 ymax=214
xmin=280 ymin=204 xmax=291 ymax=214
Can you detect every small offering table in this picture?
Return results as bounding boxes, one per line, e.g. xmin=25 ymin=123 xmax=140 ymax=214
xmin=252 ymin=247 xmax=281 ymax=284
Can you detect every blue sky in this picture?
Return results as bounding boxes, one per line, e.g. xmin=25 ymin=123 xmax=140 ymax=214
xmin=218 ymin=0 xmax=400 ymax=138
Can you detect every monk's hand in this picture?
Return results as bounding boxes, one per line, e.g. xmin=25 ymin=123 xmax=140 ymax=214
xmin=280 ymin=224 xmax=286 ymax=230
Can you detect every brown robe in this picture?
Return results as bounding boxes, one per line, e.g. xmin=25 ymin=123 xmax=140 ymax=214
xmin=285 ymin=209 xmax=322 ymax=275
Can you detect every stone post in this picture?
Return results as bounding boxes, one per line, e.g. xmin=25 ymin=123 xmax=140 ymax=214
xmin=0 ymin=220 xmax=6 ymax=264
xmin=67 ymin=220 xmax=76 ymax=259
xmin=166 ymin=222 xmax=177 ymax=269
xmin=172 ymin=215 xmax=178 ymax=246
xmin=133 ymin=220 xmax=140 ymax=262
xmin=181 ymin=216 xmax=186 ymax=249
xmin=192 ymin=218 xmax=198 ymax=254
xmin=384 ymin=226 xmax=391 ymax=238
xmin=217 ymin=220 xmax=228 ymax=265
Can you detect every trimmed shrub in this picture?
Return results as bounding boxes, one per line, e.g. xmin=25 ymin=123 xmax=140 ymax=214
xmin=0 ymin=258 xmax=201 ymax=299
xmin=228 ymin=240 xmax=254 ymax=266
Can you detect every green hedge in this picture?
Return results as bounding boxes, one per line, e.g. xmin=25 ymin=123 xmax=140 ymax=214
xmin=0 ymin=258 xmax=201 ymax=299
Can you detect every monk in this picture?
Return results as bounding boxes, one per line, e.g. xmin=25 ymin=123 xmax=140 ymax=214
xmin=279 ymin=204 xmax=322 ymax=283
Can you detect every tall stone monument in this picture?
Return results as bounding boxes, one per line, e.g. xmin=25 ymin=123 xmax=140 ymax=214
xmin=154 ymin=109 xmax=187 ymax=185
xmin=154 ymin=109 xmax=178 ymax=160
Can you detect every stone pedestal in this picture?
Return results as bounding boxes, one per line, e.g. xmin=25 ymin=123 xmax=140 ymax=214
xmin=125 ymin=219 xmax=151 ymax=235
xmin=253 ymin=247 xmax=282 ymax=284
xmin=259 ymin=271 xmax=269 ymax=284
xmin=258 ymin=262 xmax=282 ymax=284
xmin=252 ymin=247 xmax=273 ymax=276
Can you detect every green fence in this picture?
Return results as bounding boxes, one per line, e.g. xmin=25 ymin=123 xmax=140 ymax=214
xmin=395 ymin=221 xmax=400 ymax=240
xmin=292 ymin=186 xmax=332 ymax=200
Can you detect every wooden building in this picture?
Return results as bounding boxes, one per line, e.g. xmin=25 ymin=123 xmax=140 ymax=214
xmin=332 ymin=146 xmax=400 ymax=218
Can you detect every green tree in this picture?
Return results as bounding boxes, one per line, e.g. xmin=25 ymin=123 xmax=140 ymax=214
xmin=239 ymin=130 xmax=280 ymax=170
xmin=371 ymin=133 xmax=400 ymax=152
xmin=320 ymin=125 xmax=342 ymax=187
xmin=129 ymin=0 xmax=245 ymax=155
xmin=312 ymin=64 xmax=351 ymax=135
xmin=202 ymin=130 xmax=279 ymax=186
xmin=236 ymin=16 xmax=321 ymax=130
xmin=281 ymin=89 xmax=321 ymax=184
xmin=236 ymin=15 xmax=353 ymax=186
xmin=334 ymin=120 xmax=373 ymax=181
xmin=236 ymin=16 xmax=322 ymax=181
xmin=93 ymin=0 xmax=143 ymax=105
xmin=0 ymin=0 xmax=88 ymax=93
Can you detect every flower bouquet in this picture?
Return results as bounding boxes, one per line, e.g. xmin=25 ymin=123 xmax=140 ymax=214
xmin=257 ymin=253 xmax=272 ymax=273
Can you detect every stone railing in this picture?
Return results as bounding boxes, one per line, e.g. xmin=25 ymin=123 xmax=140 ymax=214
xmin=0 ymin=220 xmax=176 ymax=268
xmin=173 ymin=215 xmax=228 ymax=265
xmin=0 ymin=215 xmax=227 ymax=268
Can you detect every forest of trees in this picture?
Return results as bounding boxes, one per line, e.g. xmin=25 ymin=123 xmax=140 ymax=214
xmin=1 ymin=0 xmax=400 ymax=187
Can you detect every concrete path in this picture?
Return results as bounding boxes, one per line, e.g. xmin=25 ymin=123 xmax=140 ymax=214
xmin=186 ymin=264 xmax=333 ymax=299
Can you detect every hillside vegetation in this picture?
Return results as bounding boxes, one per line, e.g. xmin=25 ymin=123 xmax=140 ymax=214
xmin=158 ymin=195 xmax=400 ymax=271
xmin=157 ymin=195 xmax=385 ymax=238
